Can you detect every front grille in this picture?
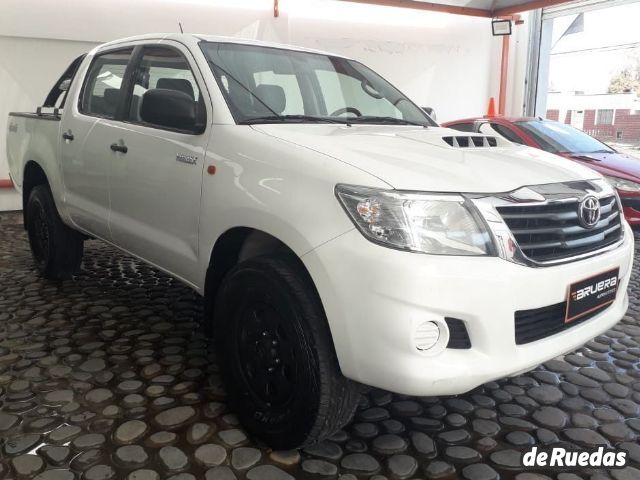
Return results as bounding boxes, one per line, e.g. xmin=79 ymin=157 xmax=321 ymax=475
xmin=496 ymin=195 xmax=622 ymax=263
xmin=445 ymin=318 xmax=471 ymax=349
xmin=515 ymin=300 xmax=610 ymax=345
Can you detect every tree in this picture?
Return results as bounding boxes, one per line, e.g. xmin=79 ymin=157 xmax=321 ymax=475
xmin=608 ymin=52 xmax=640 ymax=94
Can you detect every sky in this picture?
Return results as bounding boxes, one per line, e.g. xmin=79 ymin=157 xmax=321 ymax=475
xmin=548 ymin=2 xmax=640 ymax=94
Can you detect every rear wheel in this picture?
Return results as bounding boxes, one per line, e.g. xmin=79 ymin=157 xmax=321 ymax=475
xmin=26 ymin=185 xmax=84 ymax=279
xmin=213 ymin=255 xmax=360 ymax=449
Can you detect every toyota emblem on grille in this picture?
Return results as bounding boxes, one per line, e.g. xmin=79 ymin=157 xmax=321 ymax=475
xmin=578 ymin=195 xmax=601 ymax=229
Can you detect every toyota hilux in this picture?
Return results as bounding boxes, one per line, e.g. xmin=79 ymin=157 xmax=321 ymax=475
xmin=6 ymin=34 xmax=634 ymax=448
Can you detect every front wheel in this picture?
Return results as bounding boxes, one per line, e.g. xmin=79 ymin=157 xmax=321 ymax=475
xmin=26 ymin=185 xmax=84 ymax=279
xmin=213 ymin=255 xmax=360 ymax=449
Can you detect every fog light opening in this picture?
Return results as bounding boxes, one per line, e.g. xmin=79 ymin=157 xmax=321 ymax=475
xmin=414 ymin=321 xmax=441 ymax=351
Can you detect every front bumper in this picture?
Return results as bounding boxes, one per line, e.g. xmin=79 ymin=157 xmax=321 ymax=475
xmin=303 ymin=223 xmax=634 ymax=396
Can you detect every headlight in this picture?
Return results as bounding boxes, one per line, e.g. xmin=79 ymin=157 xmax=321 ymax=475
xmin=335 ymin=184 xmax=494 ymax=255
xmin=603 ymin=175 xmax=640 ymax=193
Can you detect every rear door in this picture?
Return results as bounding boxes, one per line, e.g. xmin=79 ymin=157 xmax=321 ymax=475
xmin=60 ymin=47 xmax=134 ymax=239
xmin=106 ymin=41 xmax=211 ymax=283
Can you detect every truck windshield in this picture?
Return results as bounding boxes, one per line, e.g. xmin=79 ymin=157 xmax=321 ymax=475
xmin=515 ymin=120 xmax=615 ymax=154
xmin=200 ymin=42 xmax=436 ymax=126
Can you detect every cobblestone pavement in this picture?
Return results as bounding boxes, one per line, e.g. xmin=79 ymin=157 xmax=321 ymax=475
xmin=0 ymin=215 xmax=639 ymax=480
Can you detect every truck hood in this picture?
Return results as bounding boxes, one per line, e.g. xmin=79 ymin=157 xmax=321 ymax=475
xmin=252 ymin=124 xmax=599 ymax=193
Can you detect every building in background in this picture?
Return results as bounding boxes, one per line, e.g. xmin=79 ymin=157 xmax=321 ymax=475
xmin=543 ymin=3 xmax=640 ymax=146
xmin=546 ymin=91 xmax=640 ymax=143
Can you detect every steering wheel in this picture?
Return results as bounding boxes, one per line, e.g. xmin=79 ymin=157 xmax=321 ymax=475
xmin=330 ymin=107 xmax=362 ymax=117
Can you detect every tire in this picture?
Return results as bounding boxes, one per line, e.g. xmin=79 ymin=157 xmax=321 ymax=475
xmin=25 ymin=185 xmax=84 ymax=279
xmin=213 ymin=255 xmax=360 ymax=449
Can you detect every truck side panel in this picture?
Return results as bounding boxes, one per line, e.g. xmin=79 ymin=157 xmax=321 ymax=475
xmin=6 ymin=113 xmax=62 ymax=200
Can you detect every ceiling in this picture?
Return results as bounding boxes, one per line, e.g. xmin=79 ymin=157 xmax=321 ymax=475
xmin=339 ymin=0 xmax=579 ymax=17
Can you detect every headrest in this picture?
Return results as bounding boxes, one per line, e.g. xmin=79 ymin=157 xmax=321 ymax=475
xmin=156 ymin=78 xmax=195 ymax=99
xmin=254 ymin=84 xmax=286 ymax=115
xmin=140 ymin=88 xmax=195 ymax=130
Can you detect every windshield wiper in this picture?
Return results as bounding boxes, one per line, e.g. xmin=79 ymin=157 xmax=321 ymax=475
xmin=348 ymin=116 xmax=427 ymax=127
xmin=240 ymin=114 xmax=351 ymax=125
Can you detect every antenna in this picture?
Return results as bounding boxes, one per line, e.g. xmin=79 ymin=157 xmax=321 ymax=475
xmin=178 ymin=22 xmax=184 ymax=34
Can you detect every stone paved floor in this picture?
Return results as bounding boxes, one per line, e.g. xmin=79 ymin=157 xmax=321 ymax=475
xmin=0 ymin=215 xmax=639 ymax=480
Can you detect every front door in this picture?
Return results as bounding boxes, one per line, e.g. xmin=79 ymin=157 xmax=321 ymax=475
xmin=107 ymin=42 xmax=210 ymax=283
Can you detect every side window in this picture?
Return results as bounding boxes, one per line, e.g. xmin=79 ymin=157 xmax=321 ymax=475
xmin=492 ymin=124 xmax=524 ymax=144
xmin=80 ymin=48 xmax=133 ymax=118
xmin=480 ymin=122 xmax=524 ymax=144
xmin=447 ymin=122 xmax=476 ymax=133
xmin=128 ymin=46 xmax=204 ymax=130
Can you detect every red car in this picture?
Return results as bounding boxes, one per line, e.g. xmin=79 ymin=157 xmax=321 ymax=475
xmin=442 ymin=116 xmax=640 ymax=227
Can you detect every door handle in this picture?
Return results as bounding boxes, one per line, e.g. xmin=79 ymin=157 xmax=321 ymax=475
xmin=62 ymin=131 xmax=74 ymax=141
xmin=110 ymin=143 xmax=128 ymax=154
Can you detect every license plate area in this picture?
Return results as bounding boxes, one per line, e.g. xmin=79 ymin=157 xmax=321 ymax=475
xmin=565 ymin=267 xmax=619 ymax=324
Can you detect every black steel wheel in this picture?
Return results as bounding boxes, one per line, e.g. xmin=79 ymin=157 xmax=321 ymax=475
xmin=25 ymin=185 xmax=83 ymax=279
xmin=234 ymin=302 xmax=297 ymax=411
xmin=27 ymin=197 xmax=51 ymax=269
xmin=213 ymin=255 xmax=360 ymax=449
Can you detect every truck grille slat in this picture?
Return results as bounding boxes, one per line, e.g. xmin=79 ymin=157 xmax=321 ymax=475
xmin=496 ymin=195 xmax=622 ymax=263
xmin=499 ymin=210 xmax=578 ymax=221
xmin=511 ymin=210 xmax=619 ymax=236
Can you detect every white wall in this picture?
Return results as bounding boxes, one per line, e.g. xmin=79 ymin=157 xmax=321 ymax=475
xmin=287 ymin=2 xmax=495 ymax=122
xmin=0 ymin=0 xmax=507 ymax=211
xmin=0 ymin=36 xmax=98 ymax=210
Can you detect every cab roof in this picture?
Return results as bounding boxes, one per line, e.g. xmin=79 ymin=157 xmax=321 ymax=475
xmin=97 ymin=33 xmax=345 ymax=58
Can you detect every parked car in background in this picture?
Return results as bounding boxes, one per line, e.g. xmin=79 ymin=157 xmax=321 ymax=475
xmin=443 ymin=116 xmax=640 ymax=227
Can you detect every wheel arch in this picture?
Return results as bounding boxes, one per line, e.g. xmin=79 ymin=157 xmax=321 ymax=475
xmin=204 ymin=227 xmax=325 ymax=333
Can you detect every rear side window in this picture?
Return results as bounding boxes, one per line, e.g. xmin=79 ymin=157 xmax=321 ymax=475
xmin=80 ymin=48 xmax=133 ymax=118
xmin=447 ymin=122 xmax=475 ymax=132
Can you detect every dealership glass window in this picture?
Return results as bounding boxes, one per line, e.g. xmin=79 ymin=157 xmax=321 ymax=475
xmin=596 ymin=109 xmax=614 ymax=125
xmin=80 ymin=48 xmax=133 ymax=118
xmin=128 ymin=46 xmax=202 ymax=124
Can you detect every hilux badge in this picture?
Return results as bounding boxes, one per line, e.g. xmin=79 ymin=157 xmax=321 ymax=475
xmin=578 ymin=195 xmax=600 ymax=229
xmin=176 ymin=154 xmax=198 ymax=165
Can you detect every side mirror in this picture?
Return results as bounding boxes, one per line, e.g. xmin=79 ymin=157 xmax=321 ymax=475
xmin=422 ymin=107 xmax=436 ymax=121
xmin=140 ymin=88 xmax=196 ymax=131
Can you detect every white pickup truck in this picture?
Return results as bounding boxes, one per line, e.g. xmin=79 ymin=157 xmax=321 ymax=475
xmin=6 ymin=33 xmax=634 ymax=448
